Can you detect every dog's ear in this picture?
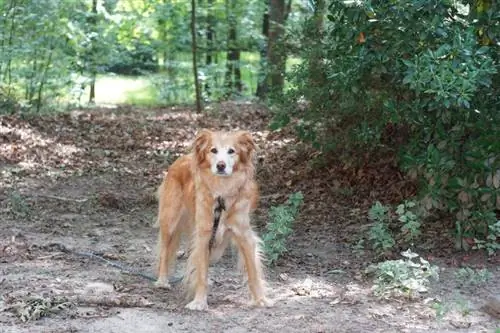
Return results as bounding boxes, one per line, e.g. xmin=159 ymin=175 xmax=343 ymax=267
xmin=193 ymin=129 xmax=212 ymax=162
xmin=237 ymin=131 xmax=256 ymax=163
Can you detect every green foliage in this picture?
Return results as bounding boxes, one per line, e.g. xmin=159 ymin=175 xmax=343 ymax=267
xmin=7 ymin=191 xmax=30 ymax=218
xmin=454 ymin=267 xmax=492 ymax=286
xmin=263 ymin=191 xmax=304 ymax=265
xmin=273 ymin=0 xmax=500 ymax=246
xmin=396 ymin=200 xmax=421 ymax=243
xmin=472 ymin=219 xmax=500 ymax=256
xmin=365 ymin=200 xmax=424 ymax=255
xmin=0 ymin=0 xmax=284 ymax=109
xmin=368 ymin=201 xmax=395 ymax=253
xmin=431 ymin=301 xmax=451 ymax=321
xmin=366 ymin=249 xmax=439 ymax=298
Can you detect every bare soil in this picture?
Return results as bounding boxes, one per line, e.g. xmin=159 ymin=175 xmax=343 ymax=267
xmin=0 ymin=103 xmax=498 ymax=333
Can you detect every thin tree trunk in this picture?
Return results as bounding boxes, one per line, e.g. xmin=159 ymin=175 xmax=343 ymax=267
xmin=191 ymin=0 xmax=202 ymax=112
xmin=4 ymin=0 xmax=19 ymax=90
xmin=267 ymin=0 xmax=286 ymax=97
xmin=158 ymin=0 xmax=168 ymax=71
xmin=224 ymin=0 xmax=239 ymax=98
xmin=234 ymin=49 xmax=242 ymax=93
xmin=0 ymin=0 xmax=18 ymax=80
xmin=205 ymin=0 xmax=214 ymax=96
xmin=36 ymin=47 xmax=54 ymax=112
xmin=26 ymin=50 xmax=38 ymax=102
xmin=308 ymin=0 xmax=326 ymax=95
xmin=224 ymin=23 xmax=237 ymax=98
xmin=89 ymin=0 xmax=97 ymax=104
xmin=256 ymin=9 xmax=269 ymax=98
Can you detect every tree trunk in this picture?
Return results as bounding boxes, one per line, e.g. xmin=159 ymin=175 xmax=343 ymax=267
xmin=268 ymin=0 xmax=285 ymax=94
xmin=308 ymin=0 xmax=326 ymax=96
xmin=234 ymin=49 xmax=242 ymax=93
xmin=266 ymin=0 xmax=288 ymax=98
xmin=158 ymin=0 xmax=168 ymax=71
xmin=223 ymin=0 xmax=239 ymax=99
xmin=205 ymin=0 xmax=214 ymax=96
xmin=224 ymin=22 xmax=237 ymax=98
xmin=255 ymin=9 xmax=269 ymax=98
xmin=191 ymin=0 xmax=202 ymax=112
xmin=4 ymin=0 xmax=19 ymax=90
xmin=89 ymin=0 xmax=97 ymax=104
xmin=36 ymin=46 xmax=53 ymax=112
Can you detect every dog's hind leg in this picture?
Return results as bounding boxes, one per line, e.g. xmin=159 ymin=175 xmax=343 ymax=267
xmin=155 ymin=182 xmax=184 ymax=289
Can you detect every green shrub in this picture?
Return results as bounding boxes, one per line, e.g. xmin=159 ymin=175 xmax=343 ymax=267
xmin=454 ymin=267 xmax=492 ymax=286
xmin=366 ymin=249 xmax=439 ymax=299
xmin=367 ymin=201 xmax=395 ymax=254
xmin=365 ymin=200 xmax=423 ymax=255
xmin=397 ymin=200 xmax=421 ymax=243
xmin=272 ymin=0 xmax=500 ymax=246
xmin=263 ymin=191 xmax=304 ymax=265
xmin=472 ymin=219 xmax=500 ymax=256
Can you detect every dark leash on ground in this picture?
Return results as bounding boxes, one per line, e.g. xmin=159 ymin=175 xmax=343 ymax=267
xmin=39 ymin=243 xmax=183 ymax=285
xmin=36 ymin=199 xmax=225 ymax=285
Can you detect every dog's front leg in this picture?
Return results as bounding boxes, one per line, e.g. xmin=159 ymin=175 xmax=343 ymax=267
xmin=185 ymin=198 xmax=213 ymax=311
xmin=228 ymin=205 xmax=272 ymax=308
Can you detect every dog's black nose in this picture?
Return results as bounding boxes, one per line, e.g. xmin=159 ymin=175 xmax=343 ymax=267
xmin=216 ymin=161 xmax=226 ymax=172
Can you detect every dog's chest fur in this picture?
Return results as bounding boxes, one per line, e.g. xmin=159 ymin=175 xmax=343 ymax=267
xmin=197 ymin=169 xmax=248 ymax=209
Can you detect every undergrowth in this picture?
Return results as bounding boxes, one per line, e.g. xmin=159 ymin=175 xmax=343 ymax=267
xmin=366 ymin=249 xmax=439 ymax=299
xmin=263 ymin=191 xmax=304 ymax=265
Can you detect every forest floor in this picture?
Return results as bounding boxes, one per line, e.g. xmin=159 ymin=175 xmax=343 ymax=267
xmin=0 ymin=103 xmax=498 ymax=333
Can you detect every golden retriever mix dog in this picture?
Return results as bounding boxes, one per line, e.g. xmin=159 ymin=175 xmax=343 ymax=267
xmin=155 ymin=129 xmax=271 ymax=310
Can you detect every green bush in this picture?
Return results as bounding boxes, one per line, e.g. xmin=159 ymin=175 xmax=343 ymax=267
xmin=365 ymin=200 xmax=422 ymax=255
xmin=263 ymin=191 xmax=304 ymax=265
xmin=366 ymin=249 xmax=439 ymax=298
xmin=368 ymin=201 xmax=395 ymax=254
xmin=272 ymin=0 xmax=500 ymax=247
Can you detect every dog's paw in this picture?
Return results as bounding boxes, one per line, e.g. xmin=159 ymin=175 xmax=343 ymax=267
xmin=185 ymin=299 xmax=209 ymax=311
xmin=154 ymin=279 xmax=171 ymax=289
xmin=251 ymin=297 xmax=273 ymax=308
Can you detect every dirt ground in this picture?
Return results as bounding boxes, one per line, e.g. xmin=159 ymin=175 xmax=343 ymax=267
xmin=0 ymin=103 xmax=498 ymax=333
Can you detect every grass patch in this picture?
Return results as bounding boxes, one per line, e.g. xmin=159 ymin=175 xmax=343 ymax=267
xmin=76 ymin=53 xmax=303 ymax=106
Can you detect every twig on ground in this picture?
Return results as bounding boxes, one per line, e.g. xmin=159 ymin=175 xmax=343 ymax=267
xmin=31 ymin=194 xmax=89 ymax=203
xmin=73 ymin=294 xmax=153 ymax=308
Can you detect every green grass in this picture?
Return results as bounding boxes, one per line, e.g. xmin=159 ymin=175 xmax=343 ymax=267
xmin=80 ymin=52 xmax=302 ymax=106
xmin=87 ymin=75 xmax=159 ymax=106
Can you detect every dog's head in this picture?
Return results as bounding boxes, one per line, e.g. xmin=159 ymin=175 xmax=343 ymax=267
xmin=193 ymin=130 xmax=256 ymax=176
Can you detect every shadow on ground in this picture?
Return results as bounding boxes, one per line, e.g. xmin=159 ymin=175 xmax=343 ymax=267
xmin=1 ymin=104 xmax=498 ymax=333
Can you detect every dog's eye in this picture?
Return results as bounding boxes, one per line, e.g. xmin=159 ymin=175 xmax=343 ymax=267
xmin=227 ymin=148 xmax=235 ymax=154
xmin=210 ymin=148 xmax=218 ymax=154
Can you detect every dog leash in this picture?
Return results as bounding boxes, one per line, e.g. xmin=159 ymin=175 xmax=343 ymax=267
xmin=209 ymin=196 xmax=226 ymax=251
xmin=41 ymin=243 xmax=183 ymax=284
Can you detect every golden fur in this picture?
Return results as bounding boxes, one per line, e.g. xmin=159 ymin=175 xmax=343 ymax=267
xmin=155 ymin=129 xmax=271 ymax=310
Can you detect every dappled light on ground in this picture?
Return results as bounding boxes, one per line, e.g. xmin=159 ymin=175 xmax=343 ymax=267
xmin=0 ymin=104 xmax=498 ymax=332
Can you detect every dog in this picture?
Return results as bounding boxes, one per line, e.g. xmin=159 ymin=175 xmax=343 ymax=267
xmin=155 ymin=129 xmax=271 ymax=310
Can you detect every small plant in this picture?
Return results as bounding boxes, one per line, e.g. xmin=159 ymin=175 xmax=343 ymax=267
xmin=454 ymin=267 xmax=492 ymax=287
xmin=263 ymin=191 xmax=304 ymax=265
xmin=431 ymin=301 xmax=451 ymax=321
xmin=396 ymin=200 xmax=421 ymax=243
xmin=352 ymin=238 xmax=366 ymax=257
xmin=8 ymin=191 xmax=31 ymax=218
xmin=473 ymin=220 xmax=500 ymax=256
xmin=368 ymin=201 xmax=395 ymax=254
xmin=366 ymin=249 xmax=439 ymax=298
